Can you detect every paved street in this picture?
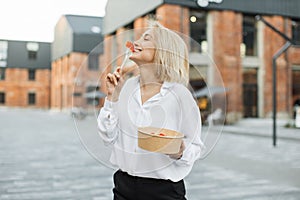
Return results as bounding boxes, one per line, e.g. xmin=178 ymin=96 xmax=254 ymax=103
xmin=1 ymin=108 xmax=300 ymax=200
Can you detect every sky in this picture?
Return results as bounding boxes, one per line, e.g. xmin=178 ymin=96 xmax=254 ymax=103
xmin=0 ymin=0 xmax=108 ymax=42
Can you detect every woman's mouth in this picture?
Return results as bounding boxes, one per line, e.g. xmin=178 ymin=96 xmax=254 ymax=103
xmin=133 ymin=47 xmax=142 ymax=53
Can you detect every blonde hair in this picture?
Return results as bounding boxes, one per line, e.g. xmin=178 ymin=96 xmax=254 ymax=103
xmin=149 ymin=21 xmax=189 ymax=86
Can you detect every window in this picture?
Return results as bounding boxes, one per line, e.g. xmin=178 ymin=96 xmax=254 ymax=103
xmin=0 ymin=41 xmax=8 ymax=67
xmin=88 ymin=53 xmax=99 ymax=70
xmin=292 ymin=19 xmax=300 ymax=45
xmin=26 ymin=42 xmax=39 ymax=60
xmin=0 ymin=68 xmax=5 ymax=80
xmin=28 ymin=69 xmax=35 ymax=80
xmin=242 ymin=15 xmax=258 ymax=56
xmin=73 ymin=92 xmax=82 ymax=97
xmin=0 ymin=92 xmax=5 ymax=104
xmin=189 ymin=10 xmax=207 ymax=53
xmin=292 ymin=68 xmax=300 ymax=96
xmin=124 ymin=22 xmax=134 ymax=30
xmin=28 ymin=92 xmax=36 ymax=105
xmin=86 ymin=86 xmax=100 ymax=106
xmin=28 ymin=51 xmax=37 ymax=59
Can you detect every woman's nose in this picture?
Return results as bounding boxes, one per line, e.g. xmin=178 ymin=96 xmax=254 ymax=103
xmin=133 ymin=40 xmax=139 ymax=47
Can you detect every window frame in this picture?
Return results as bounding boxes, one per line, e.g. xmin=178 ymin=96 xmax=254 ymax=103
xmin=242 ymin=15 xmax=258 ymax=57
xmin=0 ymin=92 xmax=5 ymax=104
xmin=28 ymin=92 xmax=36 ymax=105
xmin=0 ymin=41 xmax=8 ymax=67
xmin=86 ymin=85 xmax=100 ymax=106
xmin=0 ymin=68 xmax=5 ymax=80
xmin=292 ymin=19 xmax=300 ymax=45
xmin=189 ymin=10 xmax=208 ymax=53
xmin=26 ymin=42 xmax=39 ymax=60
xmin=28 ymin=69 xmax=36 ymax=81
xmin=88 ymin=53 xmax=99 ymax=71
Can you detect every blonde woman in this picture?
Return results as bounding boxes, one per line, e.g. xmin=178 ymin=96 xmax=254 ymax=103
xmin=97 ymin=21 xmax=203 ymax=200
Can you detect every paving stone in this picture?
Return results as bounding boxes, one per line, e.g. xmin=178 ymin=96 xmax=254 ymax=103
xmin=0 ymin=108 xmax=300 ymax=200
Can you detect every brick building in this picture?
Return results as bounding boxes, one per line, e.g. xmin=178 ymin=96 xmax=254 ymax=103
xmin=0 ymin=15 xmax=104 ymax=112
xmin=51 ymin=15 xmax=104 ymax=111
xmin=0 ymin=40 xmax=51 ymax=108
xmin=102 ymin=0 xmax=300 ymax=123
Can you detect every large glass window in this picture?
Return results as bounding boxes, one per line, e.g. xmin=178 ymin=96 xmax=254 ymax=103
xmin=189 ymin=10 xmax=207 ymax=53
xmin=242 ymin=15 xmax=258 ymax=57
xmin=0 ymin=41 xmax=8 ymax=67
xmin=292 ymin=19 xmax=300 ymax=45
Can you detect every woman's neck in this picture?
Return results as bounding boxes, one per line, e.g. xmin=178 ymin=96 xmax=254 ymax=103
xmin=139 ymin=64 xmax=162 ymax=87
xmin=139 ymin=66 xmax=163 ymax=105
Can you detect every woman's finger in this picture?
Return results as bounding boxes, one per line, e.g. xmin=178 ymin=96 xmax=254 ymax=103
xmin=106 ymin=73 xmax=114 ymax=84
xmin=180 ymin=141 xmax=185 ymax=152
xmin=109 ymin=74 xmax=117 ymax=86
xmin=107 ymin=73 xmax=118 ymax=86
xmin=113 ymin=71 xmax=120 ymax=80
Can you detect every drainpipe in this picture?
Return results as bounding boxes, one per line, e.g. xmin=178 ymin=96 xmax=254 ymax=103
xmin=255 ymin=15 xmax=293 ymax=147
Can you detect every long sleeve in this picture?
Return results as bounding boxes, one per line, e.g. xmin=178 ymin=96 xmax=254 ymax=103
xmin=97 ymin=98 xmax=120 ymax=145
xmin=175 ymin=87 xmax=204 ymax=166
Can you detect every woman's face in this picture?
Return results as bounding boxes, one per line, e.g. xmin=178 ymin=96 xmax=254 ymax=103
xmin=129 ymin=29 xmax=156 ymax=65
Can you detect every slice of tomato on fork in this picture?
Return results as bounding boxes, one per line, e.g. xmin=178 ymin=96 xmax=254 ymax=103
xmin=125 ymin=41 xmax=135 ymax=52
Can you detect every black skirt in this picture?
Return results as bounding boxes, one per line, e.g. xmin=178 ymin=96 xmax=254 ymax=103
xmin=113 ymin=169 xmax=187 ymax=200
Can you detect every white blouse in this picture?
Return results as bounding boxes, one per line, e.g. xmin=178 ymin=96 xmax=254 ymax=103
xmin=97 ymin=76 xmax=203 ymax=182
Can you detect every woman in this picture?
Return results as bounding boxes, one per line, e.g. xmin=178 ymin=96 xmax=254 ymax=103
xmin=97 ymin=20 xmax=203 ymax=200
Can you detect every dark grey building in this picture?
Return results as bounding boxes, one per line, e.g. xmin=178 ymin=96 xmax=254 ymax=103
xmin=0 ymin=40 xmax=51 ymax=69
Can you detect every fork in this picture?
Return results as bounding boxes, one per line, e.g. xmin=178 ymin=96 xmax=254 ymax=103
xmin=120 ymin=48 xmax=131 ymax=70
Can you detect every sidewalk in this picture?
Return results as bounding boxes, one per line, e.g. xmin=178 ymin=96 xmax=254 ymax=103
xmin=213 ymin=118 xmax=300 ymax=141
xmin=1 ymin=109 xmax=300 ymax=199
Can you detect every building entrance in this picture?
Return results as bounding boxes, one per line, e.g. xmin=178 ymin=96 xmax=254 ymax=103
xmin=243 ymin=68 xmax=258 ymax=117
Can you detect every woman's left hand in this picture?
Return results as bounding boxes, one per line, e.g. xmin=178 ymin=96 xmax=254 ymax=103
xmin=168 ymin=140 xmax=185 ymax=160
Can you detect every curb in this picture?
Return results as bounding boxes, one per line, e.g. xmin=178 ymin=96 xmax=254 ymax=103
xmin=219 ymin=127 xmax=300 ymax=142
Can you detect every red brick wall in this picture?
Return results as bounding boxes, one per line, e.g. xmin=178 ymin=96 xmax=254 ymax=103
xmin=0 ymin=68 xmax=50 ymax=108
xmin=156 ymin=5 xmax=182 ymax=33
xmin=100 ymin=35 xmax=113 ymax=93
xmin=52 ymin=53 xmax=82 ymax=110
xmin=290 ymin=48 xmax=300 ymax=64
xmin=212 ymin=11 xmax=243 ymax=123
xmin=51 ymin=52 xmax=103 ymax=110
xmin=262 ymin=16 xmax=291 ymax=117
xmin=134 ymin=16 xmax=148 ymax=40
xmin=156 ymin=4 xmax=189 ymax=36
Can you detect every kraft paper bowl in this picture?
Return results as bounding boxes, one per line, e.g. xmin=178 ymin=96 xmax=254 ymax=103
xmin=138 ymin=127 xmax=184 ymax=154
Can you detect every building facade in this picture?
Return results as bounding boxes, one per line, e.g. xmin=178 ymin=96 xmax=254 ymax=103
xmin=0 ymin=14 xmax=105 ymax=112
xmin=0 ymin=40 xmax=51 ymax=108
xmin=102 ymin=0 xmax=300 ymax=123
xmin=51 ymin=15 xmax=104 ymax=111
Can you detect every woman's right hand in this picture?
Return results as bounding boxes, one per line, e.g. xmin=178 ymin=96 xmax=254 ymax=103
xmin=106 ymin=67 xmax=125 ymax=102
